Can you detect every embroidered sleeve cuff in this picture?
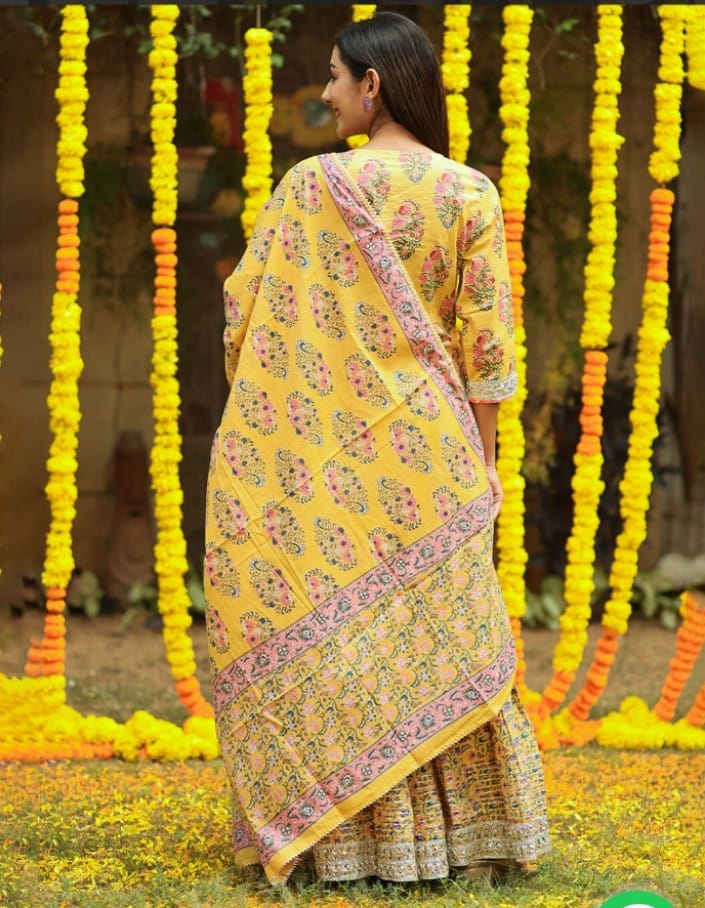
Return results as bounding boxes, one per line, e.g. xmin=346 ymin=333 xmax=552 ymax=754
xmin=465 ymin=371 xmax=517 ymax=403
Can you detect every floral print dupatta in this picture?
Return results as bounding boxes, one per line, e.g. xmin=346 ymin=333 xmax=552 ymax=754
xmin=205 ymin=150 xmax=517 ymax=883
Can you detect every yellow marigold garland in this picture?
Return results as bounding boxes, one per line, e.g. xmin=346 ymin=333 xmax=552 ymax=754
xmin=352 ymin=4 xmax=376 ymax=21
xmin=495 ymin=5 xmax=533 ymax=688
xmin=686 ymin=5 xmax=705 ymax=89
xmin=539 ymin=6 xmax=625 ymax=718
xmin=148 ymin=5 xmax=212 ymax=719
xmin=570 ymin=5 xmax=687 ymax=724
xmin=241 ymin=27 xmax=274 ymax=241
xmin=442 ymin=5 xmax=471 ymax=163
xmin=346 ymin=5 xmax=377 ymax=149
xmin=23 ymin=6 xmax=88 ymax=684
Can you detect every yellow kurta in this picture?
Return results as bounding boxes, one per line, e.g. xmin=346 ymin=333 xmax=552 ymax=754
xmin=205 ymin=149 xmax=531 ymax=882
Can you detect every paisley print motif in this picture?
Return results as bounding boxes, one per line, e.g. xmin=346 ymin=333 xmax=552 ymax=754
xmin=344 ymin=354 xmax=390 ymax=408
xmin=322 ymin=460 xmax=368 ymax=514
xmin=456 ymin=211 xmax=487 ymax=256
xmin=498 ymin=281 xmax=514 ymax=335
xmin=234 ymin=379 xmax=277 ymax=435
xmin=279 ymin=215 xmax=311 ymax=268
xmin=441 ymin=435 xmax=480 ymax=488
xmin=394 ymin=373 xmax=441 ymax=421
xmin=399 ymin=151 xmax=432 ymax=183
xmin=472 ymin=328 xmax=505 ymax=380
xmin=313 ymin=517 xmax=358 ymax=571
xmin=249 ymin=557 xmax=296 ymax=614
xmin=432 ymin=485 xmax=461 ymax=521
xmin=224 ymin=288 xmax=247 ymax=329
xmin=239 ymin=610 xmax=276 ymax=646
xmin=204 ymin=543 xmax=240 ymax=597
xmin=433 ymin=170 xmax=464 ymax=228
xmin=274 ymin=449 xmax=314 ymax=503
xmin=292 ymin=165 xmax=323 ymax=214
xmin=211 ymin=488 xmax=249 ymax=544
xmin=250 ymin=324 xmax=289 ymax=379
xmin=388 ymin=419 xmax=432 ymax=473
xmin=462 ymin=255 xmax=496 ymax=311
xmin=354 ymin=302 xmax=397 ymax=358
xmin=206 ymin=605 xmax=230 ymax=654
xmin=331 ymin=410 xmax=378 ymax=463
xmin=391 ymin=200 xmax=425 ymax=260
xmin=262 ymin=274 xmax=298 ymax=327
xmin=367 ymin=526 xmax=403 ymax=562
xmin=296 ymin=339 xmax=333 ymax=396
xmin=317 ymin=229 xmax=359 ymax=287
xmin=304 ymin=568 xmax=339 ymax=605
xmin=285 ymin=391 xmax=324 ymax=445
xmin=309 ymin=283 xmax=346 ymax=340
xmin=377 ymin=476 xmax=422 ymax=530
xmin=249 ymin=226 xmax=276 ymax=262
xmin=221 ymin=431 xmax=265 ymax=487
xmin=357 ymin=158 xmax=391 ymax=213
xmin=262 ymin=501 xmax=306 ymax=555
xmin=420 ymin=245 xmax=451 ymax=302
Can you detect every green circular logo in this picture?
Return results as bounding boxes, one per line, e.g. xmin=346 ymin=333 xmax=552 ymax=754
xmin=600 ymin=892 xmax=673 ymax=908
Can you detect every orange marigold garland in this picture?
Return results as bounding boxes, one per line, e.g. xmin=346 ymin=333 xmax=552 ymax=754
xmin=654 ymin=592 xmax=705 ymax=722
xmin=685 ymin=679 xmax=705 ymax=729
xmin=148 ymin=5 xmax=212 ymax=719
xmin=570 ymin=5 xmax=687 ymax=723
xmin=241 ymin=26 xmax=274 ymax=240
xmin=495 ymin=5 xmax=533 ymax=689
xmin=539 ymin=6 xmax=625 ymax=718
xmin=442 ymin=5 xmax=471 ymax=164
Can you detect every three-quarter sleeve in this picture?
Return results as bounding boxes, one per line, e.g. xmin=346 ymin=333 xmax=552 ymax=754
xmin=222 ymin=175 xmax=289 ymax=386
xmin=456 ymin=181 xmax=517 ymax=403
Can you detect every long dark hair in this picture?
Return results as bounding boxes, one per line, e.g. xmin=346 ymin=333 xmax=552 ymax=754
xmin=334 ymin=12 xmax=449 ymax=157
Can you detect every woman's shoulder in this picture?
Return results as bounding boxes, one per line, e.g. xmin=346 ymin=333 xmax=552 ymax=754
xmin=436 ymin=155 xmax=498 ymax=197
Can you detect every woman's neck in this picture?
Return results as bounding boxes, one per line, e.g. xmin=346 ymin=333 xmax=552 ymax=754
xmin=364 ymin=117 xmax=430 ymax=153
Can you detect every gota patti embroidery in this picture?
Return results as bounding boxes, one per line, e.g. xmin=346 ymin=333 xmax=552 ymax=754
xmin=312 ymin=692 xmax=551 ymax=882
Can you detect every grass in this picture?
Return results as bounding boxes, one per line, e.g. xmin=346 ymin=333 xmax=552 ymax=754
xmin=1 ymin=750 xmax=703 ymax=908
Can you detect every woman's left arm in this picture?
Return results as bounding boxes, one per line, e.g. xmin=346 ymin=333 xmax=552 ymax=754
xmin=470 ymin=400 xmax=502 ymax=518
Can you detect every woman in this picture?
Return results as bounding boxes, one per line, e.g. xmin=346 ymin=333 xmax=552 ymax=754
xmin=204 ymin=11 xmax=550 ymax=886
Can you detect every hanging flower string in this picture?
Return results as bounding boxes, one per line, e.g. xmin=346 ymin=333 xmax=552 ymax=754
xmin=352 ymin=4 xmax=376 ymax=21
xmin=538 ymin=6 xmax=625 ymax=719
xmin=654 ymin=592 xmax=705 ymax=722
xmin=147 ymin=5 xmax=213 ymax=720
xmin=495 ymin=5 xmax=533 ymax=690
xmin=241 ymin=26 xmax=274 ymax=241
xmin=685 ymin=5 xmax=705 ymax=90
xmin=345 ymin=5 xmax=377 ymax=149
xmin=593 ymin=590 xmax=705 ymax=749
xmin=685 ymin=675 xmax=705 ymax=729
xmin=442 ymin=5 xmax=471 ymax=163
xmin=24 ymin=6 xmax=88 ymax=685
xmin=569 ymin=5 xmax=687 ymax=724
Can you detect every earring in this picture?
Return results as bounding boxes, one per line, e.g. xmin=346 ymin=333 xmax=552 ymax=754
xmin=362 ymin=96 xmax=372 ymax=113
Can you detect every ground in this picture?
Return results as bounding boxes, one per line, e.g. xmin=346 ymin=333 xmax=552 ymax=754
xmin=1 ymin=604 xmax=703 ymax=724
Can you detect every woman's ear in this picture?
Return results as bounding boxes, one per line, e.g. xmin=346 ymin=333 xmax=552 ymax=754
xmin=365 ymin=67 xmax=381 ymax=100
